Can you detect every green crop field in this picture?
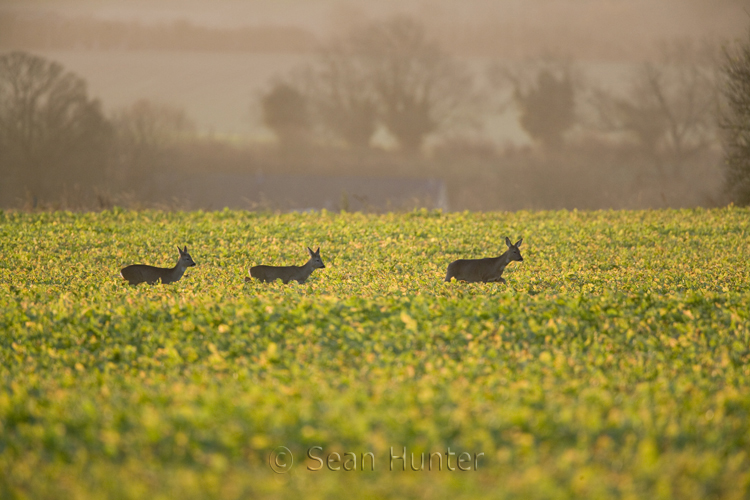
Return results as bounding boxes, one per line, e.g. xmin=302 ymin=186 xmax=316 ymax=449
xmin=1 ymin=207 xmax=749 ymax=499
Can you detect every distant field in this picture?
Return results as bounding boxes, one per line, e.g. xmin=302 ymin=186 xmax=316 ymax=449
xmin=1 ymin=208 xmax=749 ymax=499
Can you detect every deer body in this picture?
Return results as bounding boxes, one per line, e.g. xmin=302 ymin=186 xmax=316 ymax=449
xmin=246 ymin=247 xmax=325 ymax=284
xmin=121 ymin=246 xmax=196 ymax=285
xmin=445 ymin=237 xmax=523 ymax=283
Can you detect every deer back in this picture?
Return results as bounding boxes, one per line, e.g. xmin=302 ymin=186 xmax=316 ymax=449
xmin=247 ymin=246 xmax=325 ymax=284
xmin=445 ymin=237 xmax=523 ymax=283
xmin=445 ymin=255 xmax=508 ymax=283
xmin=121 ymin=246 xmax=196 ymax=285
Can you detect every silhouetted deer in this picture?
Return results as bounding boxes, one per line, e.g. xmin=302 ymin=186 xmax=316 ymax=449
xmin=121 ymin=246 xmax=196 ymax=285
xmin=246 ymin=246 xmax=326 ymax=284
xmin=445 ymin=237 xmax=523 ymax=283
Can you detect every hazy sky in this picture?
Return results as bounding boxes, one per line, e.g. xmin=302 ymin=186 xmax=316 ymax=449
xmin=4 ymin=0 xmax=748 ymax=45
xmin=3 ymin=0 xmax=748 ymax=141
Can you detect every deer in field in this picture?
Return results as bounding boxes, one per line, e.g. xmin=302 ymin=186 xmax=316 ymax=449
xmin=445 ymin=237 xmax=523 ymax=283
xmin=246 ymin=246 xmax=326 ymax=284
xmin=120 ymin=246 xmax=196 ymax=285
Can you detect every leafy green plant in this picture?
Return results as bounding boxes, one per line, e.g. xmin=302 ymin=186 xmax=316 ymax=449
xmin=0 ymin=207 xmax=748 ymax=499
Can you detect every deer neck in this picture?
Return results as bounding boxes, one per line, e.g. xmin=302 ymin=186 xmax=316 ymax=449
xmin=169 ymin=260 xmax=188 ymax=281
xmin=494 ymin=251 xmax=511 ymax=272
xmin=299 ymin=258 xmax=316 ymax=278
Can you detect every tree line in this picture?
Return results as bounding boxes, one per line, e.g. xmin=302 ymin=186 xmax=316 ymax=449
xmin=259 ymin=18 xmax=723 ymax=189
xmin=1 ymin=15 xmax=749 ymax=209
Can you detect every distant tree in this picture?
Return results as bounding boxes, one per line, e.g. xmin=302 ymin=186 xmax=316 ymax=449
xmin=720 ymin=32 xmax=750 ymax=205
xmin=112 ymin=99 xmax=195 ymax=150
xmin=312 ymin=46 xmax=378 ymax=149
xmin=352 ymin=16 xmax=478 ymax=153
xmin=261 ymin=82 xmax=311 ymax=149
xmin=282 ymin=16 xmax=478 ymax=154
xmin=0 ymin=51 xmax=112 ymax=204
xmin=512 ymin=68 xmax=576 ymax=151
xmin=591 ymin=85 xmax=668 ymax=157
xmin=591 ymin=41 xmax=718 ymax=178
xmin=110 ymin=99 xmax=196 ymax=186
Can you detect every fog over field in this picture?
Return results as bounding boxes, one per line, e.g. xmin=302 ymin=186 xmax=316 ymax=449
xmin=0 ymin=0 xmax=748 ymax=210
xmin=2 ymin=0 xmax=745 ymax=137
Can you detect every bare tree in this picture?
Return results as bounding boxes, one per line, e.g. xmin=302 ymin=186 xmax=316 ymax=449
xmin=110 ymin=99 xmax=196 ymax=187
xmin=0 ymin=51 xmax=112 ymax=205
xmin=112 ymin=99 xmax=195 ymax=151
xmin=720 ymin=31 xmax=750 ymax=206
xmin=353 ymin=16 xmax=478 ymax=153
xmin=311 ymin=44 xmax=378 ymax=149
xmin=591 ymin=85 xmax=668 ymax=158
xmin=282 ymin=16 xmax=479 ymax=154
xmin=591 ymin=41 xmax=718 ymax=178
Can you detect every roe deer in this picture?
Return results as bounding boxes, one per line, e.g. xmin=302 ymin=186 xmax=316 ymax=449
xmin=121 ymin=246 xmax=196 ymax=285
xmin=445 ymin=237 xmax=523 ymax=283
xmin=246 ymin=246 xmax=325 ymax=284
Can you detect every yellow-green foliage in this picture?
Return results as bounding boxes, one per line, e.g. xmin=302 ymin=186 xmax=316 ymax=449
xmin=0 ymin=207 xmax=749 ymax=499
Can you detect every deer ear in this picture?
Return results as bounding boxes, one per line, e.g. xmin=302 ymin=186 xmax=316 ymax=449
xmin=315 ymin=247 xmax=320 ymax=254
xmin=505 ymin=236 xmax=512 ymax=247
xmin=183 ymin=246 xmax=188 ymax=252
xmin=307 ymin=246 xmax=314 ymax=255
xmin=178 ymin=246 xmax=183 ymax=254
xmin=515 ymin=238 xmax=523 ymax=247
